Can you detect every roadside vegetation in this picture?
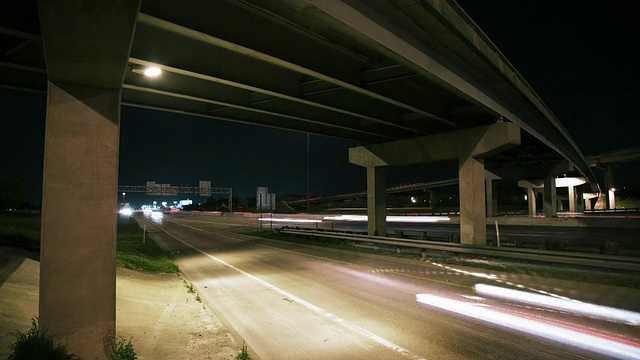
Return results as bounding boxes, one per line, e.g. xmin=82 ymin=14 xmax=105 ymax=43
xmin=7 ymin=318 xmax=78 ymax=360
xmin=0 ymin=212 xmax=179 ymax=274
xmin=7 ymin=317 xmax=137 ymax=360
xmin=116 ymin=216 xmax=179 ymax=274
xmin=1 ymin=213 xmax=175 ymax=359
xmin=247 ymin=230 xmax=640 ymax=289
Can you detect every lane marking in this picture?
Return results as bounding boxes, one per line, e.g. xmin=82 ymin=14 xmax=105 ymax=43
xmin=164 ymin=218 xmax=470 ymax=289
xmin=153 ymin=223 xmax=427 ymax=360
xmin=164 ymin=218 xmax=205 ymax=231
xmin=240 ymin=233 xmax=472 ymax=290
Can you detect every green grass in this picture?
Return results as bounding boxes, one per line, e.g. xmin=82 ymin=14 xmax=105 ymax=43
xmin=236 ymin=340 xmax=251 ymax=360
xmin=0 ymin=212 xmax=41 ymax=252
xmin=246 ymin=230 xmax=640 ymax=289
xmin=0 ymin=225 xmax=40 ymax=251
xmin=116 ymin=216 xmax=179 ymax=274
xmin=0 ymin=212 xmax=179 ymax=274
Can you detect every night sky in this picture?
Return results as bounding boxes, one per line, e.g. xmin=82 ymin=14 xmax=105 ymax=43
xmin=1 ymin=1 xmax=638 ymax=207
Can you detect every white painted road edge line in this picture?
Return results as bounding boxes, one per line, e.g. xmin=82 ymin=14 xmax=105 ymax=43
xmin=153 ymin=222 xmax=427 ymax=360
xmin=163 ymin=218 xmax=206 ymax=231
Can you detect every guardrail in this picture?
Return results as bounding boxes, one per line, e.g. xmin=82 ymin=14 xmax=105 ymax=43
xmin=585 ymin=207 xmax=640 ymax=214
xmin=279 ymin=228 xmax=640 ymax=272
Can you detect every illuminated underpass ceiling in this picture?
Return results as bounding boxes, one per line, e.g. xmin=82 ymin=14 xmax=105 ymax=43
xmin=0 ymin=0 xmax=598 ymax=189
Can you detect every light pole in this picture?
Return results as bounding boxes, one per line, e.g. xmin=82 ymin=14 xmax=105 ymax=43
xmin=122 ymin=192 xmax=126 ymax=204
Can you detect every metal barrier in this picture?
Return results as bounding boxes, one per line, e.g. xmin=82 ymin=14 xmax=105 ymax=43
xmin=279 ymin=228 xmax=640 ymax=272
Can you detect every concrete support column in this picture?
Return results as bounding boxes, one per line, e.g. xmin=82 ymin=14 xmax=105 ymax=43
xmin=366 ymin=166 xmax=386 ymax=236
xmin=568 ymin=185 xmax=576 ymax=213
xmin=604 ymin=163 xmax=614 ymax=210
xmin=40 ymin=83 xmax=121 ymax=358
xmin=576 ymin=187 xmax=585 ymax=213
xmin=543 ymin=176 xmax=557 ymax=217
xmin=429 ymin=191 xmax=437 ymax=210
xmin=527 ymin=187 xmax=537 ymax=216
xmin=485 ymin=178 xmax=498 ymax=217
xmin=37 ymin=1 xmax=140 ymax=358
xmin=459 ymin=156 xmax=486 ymax=245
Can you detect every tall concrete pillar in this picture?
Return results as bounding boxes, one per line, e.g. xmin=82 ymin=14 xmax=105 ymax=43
xmin=568 ymin=185 xmax=576 ymax=213
xmin=576 ymin=186 xmax=584 ymax=213
xmin=37 ymin=1 xmax=140 ymax=358
xmin=429 ymin=191 xmax=437 ymax=210
xmin=543 ymin=176 xmax=557 ymax=217
xmin=459 ymin=156 xmax=486 ymax=245
xmin=527 ymin=187 xmax=536 ymax=216
xmin=366 ymin=166 xmax=386 ymax=236
xmin=604 ymin=163 xmax=614 ymax=210
xmin=485 ymin=178 xmax=498 ymax=217
xmin=40 ymin=84 xmax=121 ymax=357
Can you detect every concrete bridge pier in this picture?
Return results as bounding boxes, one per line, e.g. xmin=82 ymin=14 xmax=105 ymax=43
xmin=350 ymin=122 xmax=520 ymax=245
xmin=37 ymin=1 xmax=141 ymax=358
xmin=366 ymin=166 xmax=387 ymax=236
xmin=518 ymin=180 xmax=543 ymax=217
xmin=543 ymin=176 xmax=558 ymax=217
xmin=459 ymin=155 xmax=487 ymax=245
xmin=485 ymin=171 xmax=500 ymax=217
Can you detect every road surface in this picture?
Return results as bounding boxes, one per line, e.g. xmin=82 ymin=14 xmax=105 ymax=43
xmin=138 ymin=213 xmax=640 ymax=360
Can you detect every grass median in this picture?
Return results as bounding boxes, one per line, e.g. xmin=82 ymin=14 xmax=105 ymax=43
xmin=116 ymin=215 xmax=179 ymax=273
xmin=0 ymin=212 xmax=178 ymax=274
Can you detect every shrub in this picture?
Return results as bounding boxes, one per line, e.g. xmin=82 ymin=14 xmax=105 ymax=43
xmin=236 ymin=340 xmax=251 ymax=360
xmin=8 ymin=318 xmax=78 ymax=360
xmin=109 ymin=336 xmax=137 ymax=360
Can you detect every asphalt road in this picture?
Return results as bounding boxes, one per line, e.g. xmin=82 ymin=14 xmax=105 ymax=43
xmin=140 ymin=213 xmax=640 ymax=360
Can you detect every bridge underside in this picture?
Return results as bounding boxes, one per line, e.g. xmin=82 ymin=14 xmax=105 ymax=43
xmin=1 ymin=0 xmax=600 ymax=357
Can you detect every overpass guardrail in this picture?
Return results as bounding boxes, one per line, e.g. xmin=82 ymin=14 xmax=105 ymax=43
xmin=278 ymin=228 xmax=640 ymax=273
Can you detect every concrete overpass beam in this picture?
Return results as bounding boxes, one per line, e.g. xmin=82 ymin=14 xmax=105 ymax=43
xmin=350 ymin=122 xmax=520 ymax=245
xmin=367 ymin=166 xmax=387 ymax=236
xmin=37 ymin=0 xmax=140 ymax=358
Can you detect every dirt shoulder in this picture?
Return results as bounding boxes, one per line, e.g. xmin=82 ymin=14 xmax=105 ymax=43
xmin=0 ymin=245 xmax=242 ymax=360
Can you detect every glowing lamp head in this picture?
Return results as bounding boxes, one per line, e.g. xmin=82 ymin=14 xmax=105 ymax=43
xmin=144 ymin=66 xmax=162 ymax=77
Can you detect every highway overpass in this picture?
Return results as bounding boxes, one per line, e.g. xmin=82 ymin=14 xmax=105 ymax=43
xmin=0 ymin=1 xmax=602 ymax=357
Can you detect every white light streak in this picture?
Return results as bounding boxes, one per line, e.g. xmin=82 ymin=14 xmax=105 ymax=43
xmin=417 ymin=294 xmax=640 ymax=360
xmin=324 ymin=215 xmax=450 ymax=223
xmin=475 ymin=284 xmax=640 ymax=325
xmin=428 ymin=261 xmax=497 ymax=280
xmin=259 ymin=218 xmax=322 ymax=223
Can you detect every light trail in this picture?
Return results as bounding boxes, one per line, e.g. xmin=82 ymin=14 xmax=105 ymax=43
xmin=324 ymin=215 xmax=450 ymax=223
xmin=417 ymin=294 xmax=640 ymax=360
xmin=475 ymin=283 xmax=640 ymax=325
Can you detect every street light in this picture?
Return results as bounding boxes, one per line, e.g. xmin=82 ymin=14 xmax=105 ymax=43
xmin=122 ymin=192 xmax=126 ymax=204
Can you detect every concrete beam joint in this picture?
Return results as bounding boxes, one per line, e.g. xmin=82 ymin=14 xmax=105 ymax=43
xmin=349 ymin=122 xmax=520 ymax=167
